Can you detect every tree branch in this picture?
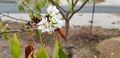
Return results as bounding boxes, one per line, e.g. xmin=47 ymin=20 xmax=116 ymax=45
xmin=73 ymin=0 xmax=79 ymax=8
xmin=0 ymin=13 xmax=29 ymax=22
xmin=71 ymin=0 xmax=74 ymax=11
xmin=0 ymin=29 xmax=35 ymax=34
xmin=71 ymin=0 xmax=74 ymax=6
xmin=74 ymin=0 xmax=89 ymax=13
xmin=69 ymin=0 xmax=89 ymax=20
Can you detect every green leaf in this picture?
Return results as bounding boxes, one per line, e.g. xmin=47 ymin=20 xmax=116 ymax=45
xmin=53 ymin=40 xmax=59 ymax=58
xmin=25 ymin=0 xmax=29 ymax=4
xmin=29 ymin=13 xmax=34 ymax=19
xmin=0 ymin=21 xmax=2 ymax=28
xmin=22 ymin=24 xmax=26 ymax=30
xmin=67 ymin=0 xmax=72 ymax=11
xmin=33 ymin=0 xmax=42 ymax=12
xmin=47 ymin=0 xmax=51 ymax=3
xmin=35 ymin=29 xmax=40 ymax=36
xmin=18 ymin=4 xmax=24 ymax=11
xmin=55 ymin=0 xmax=60 ymax=4
xmin=10 ymin=34 xmax=21 ymax=58
xmin=35 ymin=13 xmax=41 ymax=19
xmin=34 ymin=4 xmax=41 ymax=12
xmin=58 ymin=48 xmax=67 ymax=58
xmin=2 ymin=33 xmax=9 ymax=40
xmin=36 ymin=45 xmax=48 ymax=58
xmin=53 ymin=37 xmax=67 ymax=58
xmin=42 ymin=0 xmax=48 ymax=6
xmin=23 ymin=0 xmax=29 ymax=5
xmin=68 ymin=4 xmax=72 ymax=11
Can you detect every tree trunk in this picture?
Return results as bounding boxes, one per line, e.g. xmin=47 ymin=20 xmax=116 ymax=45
xmin=65 ymin=19 xmax=70 ymax=37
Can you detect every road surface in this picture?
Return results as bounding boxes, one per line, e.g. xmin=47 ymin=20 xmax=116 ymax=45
xmin=0 ymin=3 xmax=120 ymax=13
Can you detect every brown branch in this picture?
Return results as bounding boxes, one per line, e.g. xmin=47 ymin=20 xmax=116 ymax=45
xmin=73 ymin=0 xmax=79 ymax=8
xmin=74 ymin=0 xmax=89 ymax=13
xmin=69 ymin=0 xmax=89 ymax=20
xmin=71 ymin=0 xmax=74 ymax=6
xmin=71 ymin=0 xmax=74 ymax=11
xmin=29 ymin=24 xmax=38 ymax=44
xmin=0 ymin=29 xmax=36 ymax=34
xmin=0 ymin=13 xmax=29 ymax=22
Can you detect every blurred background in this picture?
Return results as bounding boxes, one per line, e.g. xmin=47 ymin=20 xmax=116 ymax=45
xmin=0 ymin=0 xmax=120 ymax=58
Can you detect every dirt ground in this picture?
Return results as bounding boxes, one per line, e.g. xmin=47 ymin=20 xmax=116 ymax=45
xmin=0 ymin=21 xmax=120 ymax=58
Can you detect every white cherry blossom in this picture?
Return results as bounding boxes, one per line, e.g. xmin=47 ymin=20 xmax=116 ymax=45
xmin=37 ymin=5 xmax=64 ymax=33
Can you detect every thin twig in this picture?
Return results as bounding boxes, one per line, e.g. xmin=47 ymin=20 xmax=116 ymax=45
xmin=0 ymin=13 xmax=29 ymax=22
xmin=71 ymin=0 xmax=74 ymax=6
xmin=69 ymin=0 xmax=89 ymax=20
xmin=73 ymin=0 xmax=79 ymax=8
xmin=71 ymin=0 xmax=74 ymax=11
xmin=29 ymin=24 xmax=38 ymax=44
xmin=74 ymin=0 xmax=89 ymax=13
xmin=0 ymin=29 xmax=37 ymax=34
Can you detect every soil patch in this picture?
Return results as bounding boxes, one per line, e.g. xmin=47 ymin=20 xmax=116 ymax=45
xmin=0 ymin=21 xmax=120 ymax=58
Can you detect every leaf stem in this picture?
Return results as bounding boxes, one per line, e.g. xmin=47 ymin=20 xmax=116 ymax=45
xmin=55 ymin=31 xmax=61 ymax=46
xmin=39 ymin=31 xmax=43 ymax=46
xmin=29 ymin=24 xmax=38 ymax=44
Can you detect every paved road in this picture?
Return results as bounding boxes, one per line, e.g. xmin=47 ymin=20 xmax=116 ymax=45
xmin=0 ymin=3 xmax=120 ymax=13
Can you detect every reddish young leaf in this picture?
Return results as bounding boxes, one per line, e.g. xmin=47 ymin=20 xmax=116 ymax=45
xmin=25 ymin=44 xmax=34 ymax=58
xmin=55 ymin=28 xmax=67 ymax=42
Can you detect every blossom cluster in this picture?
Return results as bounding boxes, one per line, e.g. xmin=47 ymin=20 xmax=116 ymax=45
xmin=37 ymin=5 xmax=64 ymax=32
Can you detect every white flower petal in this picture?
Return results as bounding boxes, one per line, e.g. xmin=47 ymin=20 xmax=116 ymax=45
xmin=54 ymin=20 xmax=64 ymax=28
xmin=47 ymin=5 xmax=59 ymax=16
xmin=53 ymin=6 xmax=59 ymax=13
xmin=47 ymin=5 xmax=53 ymax=13
xmin=37 ymin=17 xmax=47 ymax=25
xmin=52 ymin=14 xmax=62 ymax=21
xmin=56 ymin=13 xmax=62 ymax=19
xmin=37 ymin=26 xmax=44 ymax=30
